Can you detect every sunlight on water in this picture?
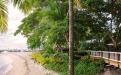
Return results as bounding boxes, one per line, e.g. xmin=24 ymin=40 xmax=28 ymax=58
xmin=0 ymin=54 xmax=13 ymax=75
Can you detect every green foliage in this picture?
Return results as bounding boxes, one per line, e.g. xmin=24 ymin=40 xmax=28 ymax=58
xmin=74 ymin=61 xmax=97 ymax=75
xmin=31 ymin=51 xmax=56 ymax=65
xmin=14 ymin=0 xmax=121 ymax=52
xmin=14 ymin=8 xmax=40 ymax=37
xmin=0 ymin=0 xmax=8 ymax=33
xmin=11 ymin=0 xmax=33 ymax=14
xmin=44 ymin=53 xmax=69 ymax=75
xmin=44 ymin=55 xmax=104 ymax=75
xmin=31 ymin=49 xmax=104 ymax=75
xmin=27 ymin=34 xmax=41 ymax=49
xmin=14 ymin=0 xmax=69 ymax=49
xmin=78 ymin=41 xmax=88 ymax=51
xmin=30 ymin=45 xmax=63 ymax=65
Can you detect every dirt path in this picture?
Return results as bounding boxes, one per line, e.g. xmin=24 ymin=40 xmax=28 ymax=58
xmin=5 ymin=52 xmax=59 ymax=75
xmin=101 ymin=66 xmax=121 ymax=75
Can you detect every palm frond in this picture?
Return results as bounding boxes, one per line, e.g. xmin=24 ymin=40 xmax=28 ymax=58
xmin=0 ymin=0 xmax=8 ymax=33
xmin=74 ymin=0 xmax=83 ymax=9
xmin=11 ymin=0 xmax=33 ymax=14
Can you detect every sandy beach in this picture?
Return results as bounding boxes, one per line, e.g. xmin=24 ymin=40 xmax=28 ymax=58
xmin=3 ymin=52 xmax=59 ymax=75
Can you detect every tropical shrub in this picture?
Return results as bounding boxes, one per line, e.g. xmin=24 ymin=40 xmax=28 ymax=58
xmin=31 ymin=51 xmax=105 ymax=75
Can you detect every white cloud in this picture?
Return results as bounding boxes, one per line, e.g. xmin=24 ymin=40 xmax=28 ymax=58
xmin=0 ymin=4 xmax=27 ymax=49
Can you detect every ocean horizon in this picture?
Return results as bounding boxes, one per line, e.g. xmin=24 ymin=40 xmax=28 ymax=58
xmin=0 ymin=53 xmax=13 ymax=75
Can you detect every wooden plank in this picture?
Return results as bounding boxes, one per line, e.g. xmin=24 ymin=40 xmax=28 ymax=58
xmin=103 ymin=58 xmax=109 ymax=63
xmin=90 ymin=56 xmax=100 ymax=60
xmin=118 ymin=62 xmax=121 ymax=68
xmin=109 ymin=60 xmax=118 ymax=67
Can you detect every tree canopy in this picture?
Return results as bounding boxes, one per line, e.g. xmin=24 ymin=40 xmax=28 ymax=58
xmin=14 ymin=0 xmax=121 ymax=50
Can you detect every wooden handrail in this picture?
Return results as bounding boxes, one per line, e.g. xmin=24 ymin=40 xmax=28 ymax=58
xmin=90 ymin=50 xmax=121 ymax=68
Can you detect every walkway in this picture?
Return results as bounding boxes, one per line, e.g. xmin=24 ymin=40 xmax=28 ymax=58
xmin=90 ymin=50 xmax=121 ymax=68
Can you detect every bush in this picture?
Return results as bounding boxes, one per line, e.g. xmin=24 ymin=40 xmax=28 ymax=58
xmin=30 ymin=51 xmax=64 ymax=64
xmin=31 ymin=52 xmax=104 ymax=75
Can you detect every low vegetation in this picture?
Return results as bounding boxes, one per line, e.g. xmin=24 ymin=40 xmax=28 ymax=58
xmin=31 ymin=50 xmax=105 ymax=75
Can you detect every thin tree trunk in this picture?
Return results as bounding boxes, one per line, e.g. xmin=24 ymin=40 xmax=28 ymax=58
xmin=58 ymin=44 xmax=63 ymax=53
xmin=115 ymin=7 xmax=120 ymax=50
xmin=110 ymin=0 xmax=113 ymax=33
xmin=64 ymin=33 xmax=69 ymax=45
xmin=108 ymin=34 xmax=117 ymax=49
xmin=69 ymin=0 xmax=74 ymax=75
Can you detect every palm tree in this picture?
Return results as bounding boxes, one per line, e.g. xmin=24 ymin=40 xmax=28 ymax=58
xmin=13 ymin=1 xmax=81 ymax=75
xmin=69 ymin=0 xmax=83 ymax=75
xmin=11 ymin=1 xmax=81 ymax=75
xmin=0 ymin=0 xmax=8 ymax=33
xmin=69 ymin=0 xmax=74 ymax=75
xmin=0 ymin=0 xmax=33 ymax=33
xmin=12 ymin=0 xmax=81 ymax=75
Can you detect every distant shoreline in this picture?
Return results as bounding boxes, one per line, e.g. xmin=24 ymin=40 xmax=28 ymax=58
xmin=0 ymin=50 xmax=32 ymax=53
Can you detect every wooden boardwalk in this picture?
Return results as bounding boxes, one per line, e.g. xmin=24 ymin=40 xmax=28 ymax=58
xmin=90 ymin=50 xmax=121 ymax=68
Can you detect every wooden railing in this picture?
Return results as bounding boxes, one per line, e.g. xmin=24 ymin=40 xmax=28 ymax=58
xmin=90 ymin=50 xmax=121 ymax=68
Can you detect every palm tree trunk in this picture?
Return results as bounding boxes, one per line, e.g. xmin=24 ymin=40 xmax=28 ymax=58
xmin=69 ymin=0 xmax=74 ymax=75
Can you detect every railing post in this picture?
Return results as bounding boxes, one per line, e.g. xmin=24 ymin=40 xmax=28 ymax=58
xmin=117 ymin=53 xmax=120 ymax=67
xmin=108 ymin=51 xmax=110 ymax=64
xmin=100 ymin=50 xmax=102 ymax=58
xmin=94 ymin=51 xmax=95 ymax=57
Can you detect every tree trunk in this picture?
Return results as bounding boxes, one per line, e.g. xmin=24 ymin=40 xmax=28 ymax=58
xmin=69 ymin=0 xmax=74 ymax=75
xmin=64 ymin=33 xmax=69 ymax=45
xmin=109 ymin=34 xmax=117 ymax=49
xmin=58 ymin=45 xmax=63 ymax=53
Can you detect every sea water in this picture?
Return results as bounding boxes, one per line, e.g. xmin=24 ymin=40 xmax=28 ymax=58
xmin=0 ymin=53 xmax=13 ymax=75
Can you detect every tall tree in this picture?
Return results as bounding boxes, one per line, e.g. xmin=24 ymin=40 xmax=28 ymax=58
xmin=81 ymin=0 xmax=121 ymax=49
xmin=14 ymin=0 xmax=69 ymax=49
xmin=69 ymin=0 xmax=74 ymax=75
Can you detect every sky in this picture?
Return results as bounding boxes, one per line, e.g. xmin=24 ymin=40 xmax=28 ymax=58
xmin=0 ymin=4 xmax=27 ymax=50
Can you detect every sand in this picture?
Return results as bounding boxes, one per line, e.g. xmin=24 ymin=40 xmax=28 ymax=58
xmin=4 ymin=52 xmax=59 ymax=75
